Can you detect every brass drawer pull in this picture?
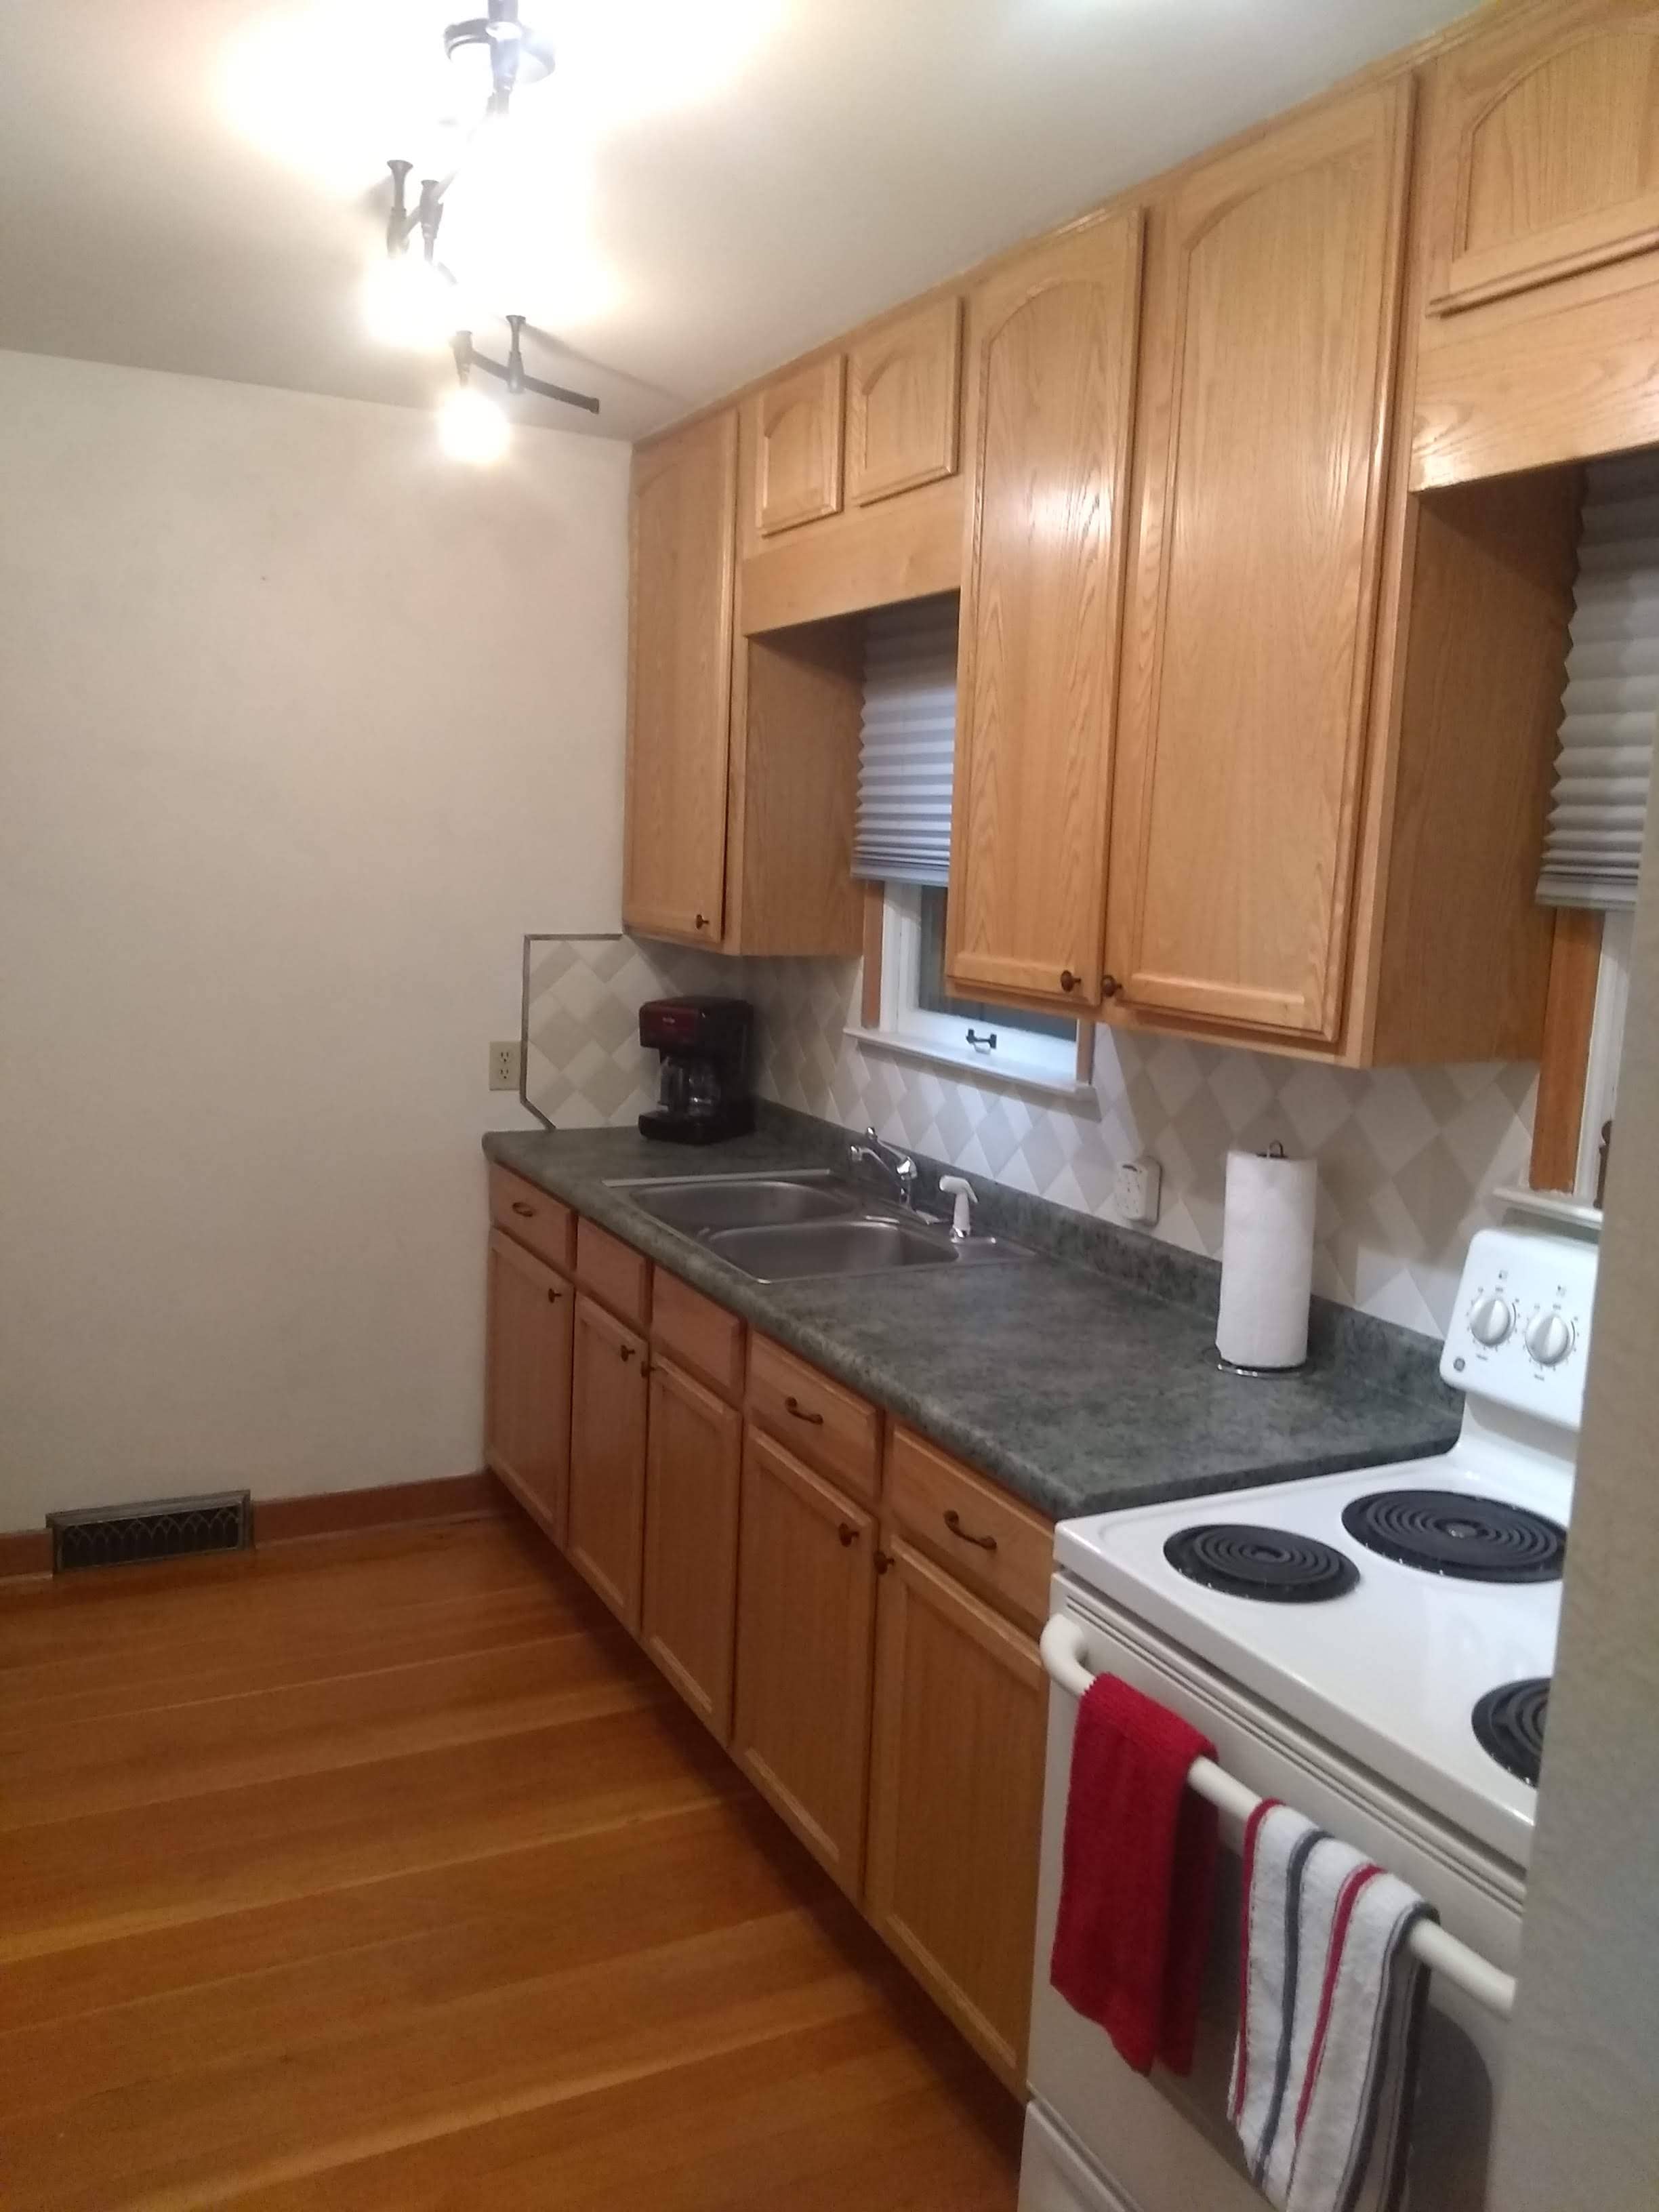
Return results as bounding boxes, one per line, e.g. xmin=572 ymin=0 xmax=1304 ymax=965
xmin=837 ymin=1521 xmax=859 ymax=1547
xmin=784 ymin=1395 xmax=824 ymax=1426
xmin=943 ymin=1508 xmax=998 ymax=1553
xmin=511 ymin=1200 xmax=536 ymax=1218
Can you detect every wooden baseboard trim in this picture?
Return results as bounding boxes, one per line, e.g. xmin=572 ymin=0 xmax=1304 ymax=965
xmin=253 ymin=1472 xmax=501 ymax=1547
xmin=0 ymin=1530 xmax=54 ymax=1582
xmin=1 ymin=1473 xmax=504 ymax=1582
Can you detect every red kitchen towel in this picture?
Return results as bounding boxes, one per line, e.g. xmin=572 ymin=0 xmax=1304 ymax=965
xmin=1050 ymin=1673 xmax=1220 ymax=2076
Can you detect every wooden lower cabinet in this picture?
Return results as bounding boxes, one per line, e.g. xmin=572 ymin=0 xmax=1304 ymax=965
xmin=866 ymin=1539 xmax=1047 ymax=2091
xmin=731 ymin=1425 xmax=877 ymax=1898
xmin=483 ymin=1228 xmax=574 ymax=1544
xmin=640 ymin=1356 xmax=743 ymax=1742
xmin=567 ymin=1292 xmax=650 ymax=1631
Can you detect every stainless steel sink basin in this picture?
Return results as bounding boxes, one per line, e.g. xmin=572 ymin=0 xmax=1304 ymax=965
xmin=702 ymin=1216 xmax=960 ymax=1281
xmin=616 ymin=1170 xmax=865 ymax=1234
xmin=608 ymin=1168 xmax=1034 ymax=1280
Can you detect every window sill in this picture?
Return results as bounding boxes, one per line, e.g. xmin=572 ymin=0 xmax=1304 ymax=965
xmin=844 ymin=1024 xmax=1098 ymax=1106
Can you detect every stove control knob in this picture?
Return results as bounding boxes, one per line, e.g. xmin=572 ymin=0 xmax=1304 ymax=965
xmin=1525 ymin=1310 xmax=1574 ymax=1368
xmin=1468 ymin=1295 xmax=1514 ymax=1347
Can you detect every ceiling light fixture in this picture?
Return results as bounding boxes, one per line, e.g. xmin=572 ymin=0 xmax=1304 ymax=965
xmin=452 ymin=316 xmax=600 ymax=416
xmin=438 ymin=382 xmax=511 ymax=465
xmin=372 ymin=2 xmax=598 ymax=453
xmin=443 ymin=0 xmax=554 ymax=121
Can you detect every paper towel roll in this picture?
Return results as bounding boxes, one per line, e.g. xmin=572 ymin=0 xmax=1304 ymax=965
xmin=1216 ymin=1147 xmax=1316 ymax=1372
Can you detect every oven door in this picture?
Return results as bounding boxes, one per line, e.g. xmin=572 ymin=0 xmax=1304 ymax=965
xmin=1023 ymin=1576 xmax=1521 ymax=2212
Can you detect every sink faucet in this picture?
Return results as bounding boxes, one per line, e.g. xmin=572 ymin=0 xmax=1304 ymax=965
xmin=848 ymin=1128 xmax=919 ymax=1211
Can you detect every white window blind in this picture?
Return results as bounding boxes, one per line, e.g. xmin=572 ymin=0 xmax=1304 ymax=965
xmin=1539 ymin=453 xmax=1659 ymax=910
xmin=851 ymin=592 xmax=960 ymax=888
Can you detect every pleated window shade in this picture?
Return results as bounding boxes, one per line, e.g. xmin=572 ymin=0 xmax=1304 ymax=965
xmin=1538 ymin=454 xmax=1659 ymax=910
xmin=851 ymin=593 xmax=960 ymax=888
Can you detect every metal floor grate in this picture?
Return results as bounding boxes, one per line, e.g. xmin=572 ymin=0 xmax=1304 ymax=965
xmin=47 ymin=1492 xmax=251 ymax=1573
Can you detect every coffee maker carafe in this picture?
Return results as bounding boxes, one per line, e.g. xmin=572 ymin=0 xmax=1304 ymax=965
xmin=638 ymin=997 xmax=755 ymax=1144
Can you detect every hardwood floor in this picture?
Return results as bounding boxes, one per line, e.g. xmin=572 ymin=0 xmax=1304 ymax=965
xmin=0 ymin=1507 xmax=1022 ymax=2209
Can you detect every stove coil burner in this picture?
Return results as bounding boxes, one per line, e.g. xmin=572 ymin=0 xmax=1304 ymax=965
xmin=1341 ymin=1491 xmax=1565 ymax=1582
xmin=1164 ymin=1523 xmax=1359 ymax=1603
xmin=1473 ymin=1677 xmax=1549 ymax=1787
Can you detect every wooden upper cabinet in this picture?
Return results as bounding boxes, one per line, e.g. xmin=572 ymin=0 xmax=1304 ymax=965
xmin=947 ymin=210 xmax=1143 ymax=1012
xmin=756 ymin=358 xmax=846 ymax=535
xmin=1106 ymin=83 xmax=1412 ymax=1042
xmin=846 ymin=298 xmax=963 ymax=506
xmin=1426 ymin=0 xmax=1659 ymax=316
xmin=624 ymin=411 xmax=737 ymax=947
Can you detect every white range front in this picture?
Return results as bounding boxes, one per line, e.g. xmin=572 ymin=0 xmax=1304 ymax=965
xmin=1021 ymin=1223 xmax=1597 ymax=2212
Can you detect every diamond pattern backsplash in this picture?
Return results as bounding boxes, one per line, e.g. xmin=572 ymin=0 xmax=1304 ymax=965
xmin=523 ymin=937 xmax=1537 ymax=1338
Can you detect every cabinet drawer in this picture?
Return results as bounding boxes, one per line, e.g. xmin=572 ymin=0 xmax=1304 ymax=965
xmin=575 ymin=1218 xmax=651 ymax=1332
xmin=747 ymin=1336 xmax=880 ymax=1504
xmin=488 ymin=1166 xmax=574 ymax=1275
xmin=651 ymin=1269 xmax=745 ymax=1402
xmin=885 ymin=1425 xmax=1053 ymax=1631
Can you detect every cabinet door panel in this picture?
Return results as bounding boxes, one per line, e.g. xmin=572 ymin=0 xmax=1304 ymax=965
xmin=624 ymin=411 xmax=737 ymax=946
xmin=567 ymin=1294 xmax=649 ymax=1631
xmin=756 ymin=359 xmax=845 ymax=535
xmin=484 ymin=1229 xmax=573 ymax=1544
xmin=948 ymin=211 xmax=1143 ymax=1011
xmin=846 ymin=298 xmax=962 ymax=506
xmin=641 ymin=1357 xmax=742 ymax=1742
xmin=867 ymin=1542 xmax=1046 ymax=2090
xmin=1428 ymin=2 xmax=1659 ymax=314
xmin=731 ymin=1426 xmax=876 ymax=1897
xmin=1109 ymin=83 xmax=1411 ymax=1040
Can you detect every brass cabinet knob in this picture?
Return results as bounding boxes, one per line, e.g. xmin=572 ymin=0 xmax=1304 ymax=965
xmin=1100 ymin=972 xmax=1122 ymax=999
xmin=837 ymin=1521 xmax=858 ymax=1547
xmin=1060 ymin=970 xmax=1079 ymax=993
xmin=694 ymin=912 xmax=710 ymax=930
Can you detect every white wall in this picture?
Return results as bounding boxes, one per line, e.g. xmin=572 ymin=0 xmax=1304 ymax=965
xmin=0 ymin=349 xmax=630 ymax=1528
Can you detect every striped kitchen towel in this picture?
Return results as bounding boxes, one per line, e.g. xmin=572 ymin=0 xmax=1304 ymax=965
xmin=1230 ymin=1801 xmax=1436 ymax=2212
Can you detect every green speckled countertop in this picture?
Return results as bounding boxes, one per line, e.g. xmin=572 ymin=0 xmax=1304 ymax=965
xmin=484 ymin=1118 xmax=1459 ymax=1524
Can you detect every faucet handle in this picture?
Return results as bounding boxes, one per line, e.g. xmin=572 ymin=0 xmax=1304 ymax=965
xmin=939 ymin=1175 xmax=975 ymax=1240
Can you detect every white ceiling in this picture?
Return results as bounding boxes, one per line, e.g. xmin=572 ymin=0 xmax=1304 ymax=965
xmin=0 ymin=1 xmax=1473 ymax=445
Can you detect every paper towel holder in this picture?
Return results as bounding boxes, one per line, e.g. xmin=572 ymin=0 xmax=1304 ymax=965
xmin=1213 ymin=1143 xmax=1312 ymax=1378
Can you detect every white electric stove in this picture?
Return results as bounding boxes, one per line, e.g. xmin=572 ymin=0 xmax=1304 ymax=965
xmin=1022 ymin=1223 xmax=1599 ymax=2212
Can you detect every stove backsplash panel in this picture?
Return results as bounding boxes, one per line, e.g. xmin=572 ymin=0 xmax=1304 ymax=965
xmin=522 ymin=937 xmax=1536 ymax=1338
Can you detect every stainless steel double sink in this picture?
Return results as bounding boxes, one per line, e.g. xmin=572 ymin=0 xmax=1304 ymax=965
xmin=607 ymin=1169 xmax=1031 ymax=1283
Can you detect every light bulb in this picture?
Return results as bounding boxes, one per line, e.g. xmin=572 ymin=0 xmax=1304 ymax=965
xmin=438 ymin=385 xmax=510 ymax=465
xmin=363 ymin=253 xmax=453 ymax=351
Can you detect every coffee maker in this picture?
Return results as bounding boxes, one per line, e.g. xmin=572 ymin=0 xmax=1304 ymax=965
xmin=638 ymin=996 xmax=755 ymax=1145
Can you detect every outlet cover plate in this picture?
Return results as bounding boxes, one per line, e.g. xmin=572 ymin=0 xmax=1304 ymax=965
xmin=489 ymin=1041 xmax=523 ymax=1092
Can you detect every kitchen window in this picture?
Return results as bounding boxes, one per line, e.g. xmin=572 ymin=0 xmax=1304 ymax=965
xmin=846 ymin=595 xmax=1087 ymax=1097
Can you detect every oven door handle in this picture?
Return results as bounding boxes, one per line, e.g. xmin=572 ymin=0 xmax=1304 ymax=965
xmin=1039 ymin=1616 xmax=1519 ymax=2022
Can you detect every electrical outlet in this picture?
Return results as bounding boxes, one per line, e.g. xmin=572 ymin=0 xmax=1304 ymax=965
xmin=1115 ymin=1157 xmax=1162 ymax=1227
xmin=489 ymin=1040 xmax=523 ymax=1092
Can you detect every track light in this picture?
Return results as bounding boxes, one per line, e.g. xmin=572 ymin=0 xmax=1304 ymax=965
xmin=443 ymin=1 xmax=554 ymax=120
xmin=438 ymin=382 xmax=510 ymax=464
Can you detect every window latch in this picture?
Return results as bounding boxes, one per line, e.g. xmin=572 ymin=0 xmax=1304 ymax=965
xmin=964 ymin=1028 xmax=997 ymax=1052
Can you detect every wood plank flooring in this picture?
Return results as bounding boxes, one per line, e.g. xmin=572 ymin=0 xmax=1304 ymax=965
xmin=0 ymin=1509 xmax=1021 ymax=2209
